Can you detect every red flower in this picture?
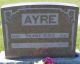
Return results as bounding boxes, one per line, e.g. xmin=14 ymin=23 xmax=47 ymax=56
xmin=43 ymin=57 xmax=55 ymax=64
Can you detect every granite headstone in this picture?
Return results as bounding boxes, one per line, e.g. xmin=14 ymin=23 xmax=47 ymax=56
xmin=1 ymin=2 xmax=79 ymax=58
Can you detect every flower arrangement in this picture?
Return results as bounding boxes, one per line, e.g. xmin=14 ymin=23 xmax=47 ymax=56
xmin=34 ymin=57 xmax=55 ymax=64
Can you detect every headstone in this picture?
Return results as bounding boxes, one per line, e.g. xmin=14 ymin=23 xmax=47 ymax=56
xmin=0 ymin=50 xmax=80 ymax=64
xmin=1 ymin=2 xmax=79 ymax=58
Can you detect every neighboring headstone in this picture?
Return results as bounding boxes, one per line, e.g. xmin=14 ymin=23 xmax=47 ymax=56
xmin=1 ymin=2 xmax=79 ymax=58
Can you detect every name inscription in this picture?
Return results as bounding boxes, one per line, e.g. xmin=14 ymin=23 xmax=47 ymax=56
xmin=22 ymin=13 xmax=59 ymax=25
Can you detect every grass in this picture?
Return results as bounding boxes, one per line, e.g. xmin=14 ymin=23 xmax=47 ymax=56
xmin=0 ymin=25 xmax=4 ymax=51
xmin=0 ymin=0 xmax=80 ymax=7
xmin=76 ymin=26 xmax=80 ymax=49
xmin=0 ymin=0 xmax=80 ymax=51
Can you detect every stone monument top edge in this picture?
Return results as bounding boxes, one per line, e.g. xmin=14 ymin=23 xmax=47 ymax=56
xmin=1 ymin=2 xmax=78 ymax=8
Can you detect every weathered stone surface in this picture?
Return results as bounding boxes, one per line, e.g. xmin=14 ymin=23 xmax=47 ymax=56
xmin=1 ymin=2 xmax=79 ymax=58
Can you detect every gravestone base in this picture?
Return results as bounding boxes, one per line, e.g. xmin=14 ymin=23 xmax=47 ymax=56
xmin=0 ymin=49 xmax=80 ymax=64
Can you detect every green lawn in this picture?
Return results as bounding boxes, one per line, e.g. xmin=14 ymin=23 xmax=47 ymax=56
xmin=0 ymin=0 xmax=80 ymax=51
xmin=76 ymin=26 xmax=80 ymax=49
xmin=0 ymin=25 xmax=4 ymax=51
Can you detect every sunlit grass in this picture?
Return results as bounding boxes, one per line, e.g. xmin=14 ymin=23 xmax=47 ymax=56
xmin=0 ymin=25 xmax=4 ymax=51
xmin=76 ymin=26 xmax=80 ymax=49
